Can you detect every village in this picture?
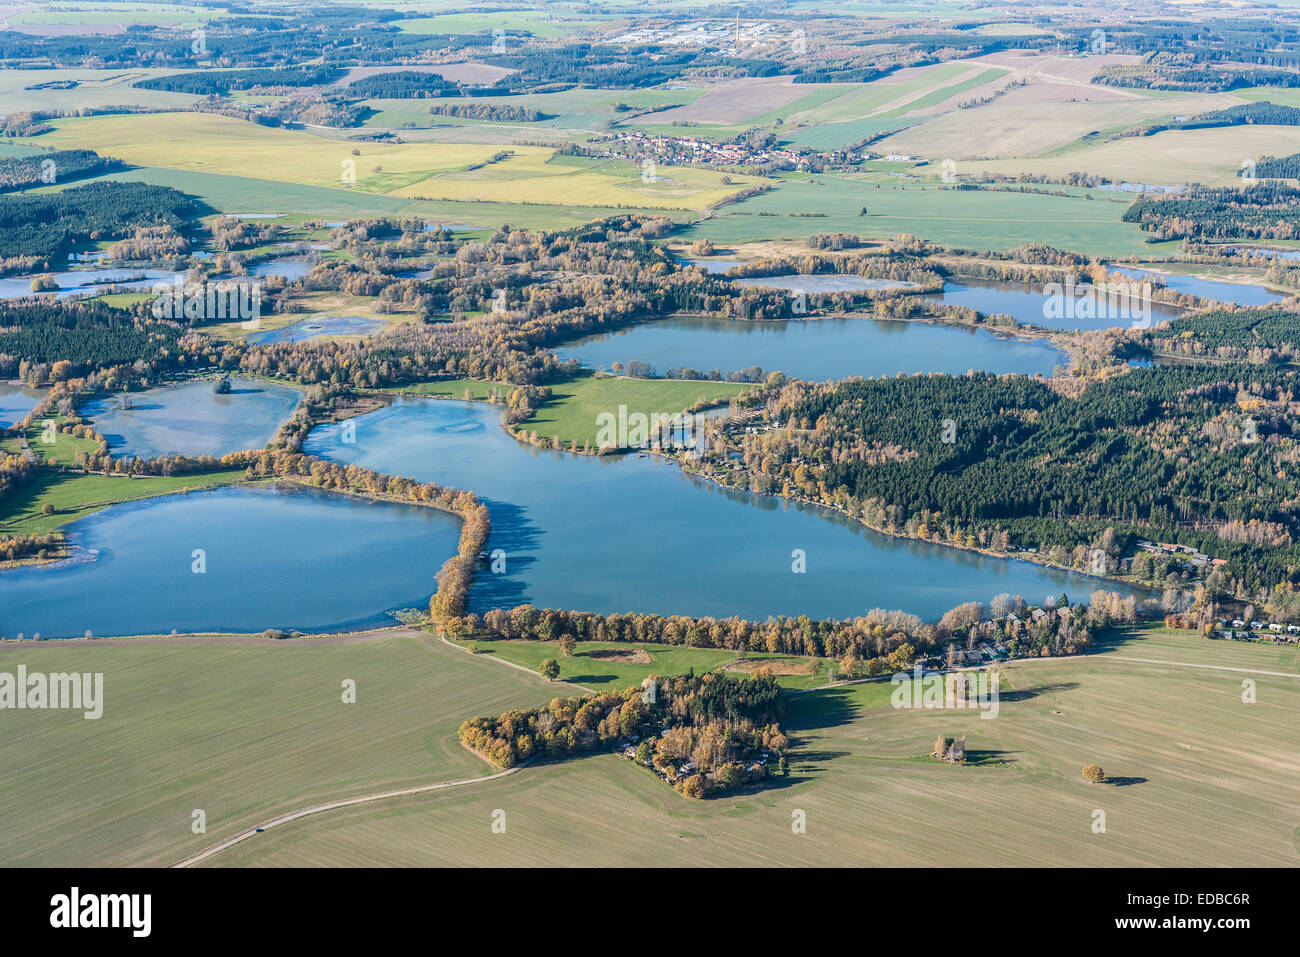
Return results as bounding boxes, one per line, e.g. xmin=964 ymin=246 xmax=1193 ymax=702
xmin=1214 ymin=618 xmax=1300 ymax=643
xmin=598 ymin=128 xmax=861 ymax=173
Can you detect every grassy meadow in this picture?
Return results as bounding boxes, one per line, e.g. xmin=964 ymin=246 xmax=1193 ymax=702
xmin=42 ymin=113 xmax=512 ymax=193
xmin=200 ymin=627 xmax=1300 ymax=867
xmin=42 ymin=112 xmax=758 ymax=213
xmin=519 ymin=374 xmax=751 ymax=447
xmin=377 ymin=374 xmax=751 ymax=448
xmin=0 ymin=469 xmax=247 ymax=538
xmin=0 ymin=630 xmax=552 ymax=867
xmin=76 ymin=165 xmax=682 ymax=228
xmin=0 ymin=68 xmax=197 ymax=114
xmin=1 ymin=621 xmax=1295 ymax=867
xmin=455 ymin=638 xmax=830 ymax=691
xmin=683 ymin=174 xmax=1160 ymax=258
xmin=391 ymin=151 xmax=766 ymax=211
xmin=381 ymin=378 xmax=512 ymax=401
xmin=964 ymin=124 xmax=1300 ymax=187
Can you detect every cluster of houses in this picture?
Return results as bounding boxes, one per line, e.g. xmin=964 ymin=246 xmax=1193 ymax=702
xmin=600 ymin=129 xmax=856 ymax=172
xmin=1135 ymin=540 xmax=1227 ymax=571
xmin=947 ymin=641 xmax=1008 ymax=667
xmin=1214 ymin=618 xmax=1300 ymax=643
xmin=615 ymin=733 xmax=773 ymax=784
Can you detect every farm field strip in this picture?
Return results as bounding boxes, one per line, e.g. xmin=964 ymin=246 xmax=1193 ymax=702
xmin=195 ymin=632 xmax=1300 ymax=867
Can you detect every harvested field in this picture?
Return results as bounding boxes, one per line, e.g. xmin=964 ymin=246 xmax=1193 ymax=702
xmin=646 ymin=76 xmax=840 ymax=125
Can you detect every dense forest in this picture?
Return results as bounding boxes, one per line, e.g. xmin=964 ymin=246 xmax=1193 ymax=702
xmin=0 ymin=181 xmax=198 ymax=270
xmin=1122 ymin=184 xmax=1300 ymax=241
xmin=0 ymin=301 xmax=182 ymax=375
xmin=1244 ymin=153 xmax=1300 ymax=179
xmin=697 ymin=366 xmax=1300 ymax=596
xmin=1097 ymin=61 xmax=1300 ymax=92
xmin=133 ymin=65 xmax=342 ymax=94
xmin=428 ymin=102 xmax=551 ymax=122
xmin=1150 ymin=306 xmax=1300 ymax=359
xmin=0 ymin=149 xmax=116 ymax=192
xmin=1125 ymin=101 xmax=1300 ymax=137
xmin=343 ymin=71 xmax=465 ymax=99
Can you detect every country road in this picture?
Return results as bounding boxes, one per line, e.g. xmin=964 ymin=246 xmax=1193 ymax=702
xmin=173 ymin=765 xmax=521 ymax=868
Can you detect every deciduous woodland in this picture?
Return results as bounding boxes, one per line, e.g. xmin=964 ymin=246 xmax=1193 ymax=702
xmin=460 ymin=672 xmax=789 ymax=799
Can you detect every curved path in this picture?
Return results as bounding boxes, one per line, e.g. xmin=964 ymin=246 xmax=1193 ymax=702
xmin=173 ymin=765 xmax=521 ymax=868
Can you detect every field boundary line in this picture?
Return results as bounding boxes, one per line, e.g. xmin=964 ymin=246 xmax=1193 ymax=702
xmin=436 ymin=632 xmax=596 ymax=693
xmin=173 ymin=765 xmax=521 ymax=868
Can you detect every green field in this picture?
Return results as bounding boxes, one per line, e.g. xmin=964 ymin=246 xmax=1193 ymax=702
xmin=381 ymin=378 xmax=511 ymax=401
xmin=196 ymin=627 xmax=1300 ymax=867
xmin=0 ymin=416 xmax=100 ymax=468
xmin=44 ymin=112 xmax=756 ymax=213
xmin=0 ymin=631 xmax=551 ymax=866
xmin=1 ymin=625 xmax=1295 ymax=866
xmin=684 ymin=174 xmax=1159 ymax=258
xmin=456 ymin=638 xmax=829 ymax=691
xmin=0 ymin=470 xmax=247 ymax=538
xmin=520 ymin=374 xmax=751 ymax=447
xmin=626 ymin=61 xmax=1007 ymax=143
xmin=65 ymin=165 xmax=694 ymax=228
xmin=964 ymin=124 xmax=1300 ymax=188
xmin=0 ymin=68 xmax=196 ymax=115
xmin=361 ymin=86 xmax=699 ymax=134
xmin=780 ymin=117 xmax=916 ymax=151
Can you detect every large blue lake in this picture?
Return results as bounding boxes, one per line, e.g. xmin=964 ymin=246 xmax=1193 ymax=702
xmin=556 ymin=313 xmax=1066 ymax=380
xmin=303 ymin=398 xmax=1139 ymax=622
xmin=0 ymin=484 xmax=462 ymax=639
xmin=80 ymin=377 xmax=302 ymax=458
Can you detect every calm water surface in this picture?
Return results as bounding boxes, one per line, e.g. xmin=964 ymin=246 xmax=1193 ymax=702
xmin=0 ymin=484 xmax=461 ymax=639
xmin=0 ymin=268 xmax=185 ymax=301
xmin=80 ymin=377 xmax=301 ymax=458
xmin=557 ymin=313 xmax=1065 ymax=380
xmin=304 ymin=398 xmax=1141 ymax=622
